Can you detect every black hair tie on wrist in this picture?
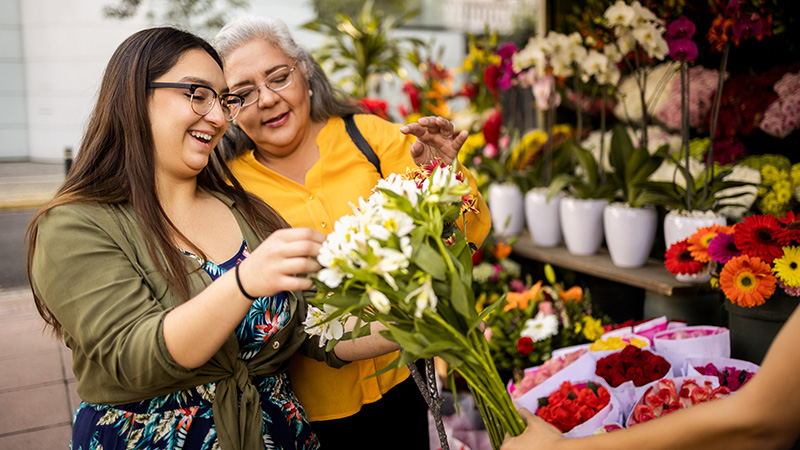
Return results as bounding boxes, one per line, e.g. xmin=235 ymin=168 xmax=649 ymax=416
xmin=235 ymin=263 xmax=259 ymax=301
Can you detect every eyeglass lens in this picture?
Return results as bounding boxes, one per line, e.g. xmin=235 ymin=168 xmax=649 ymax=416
xmin=190 ymin=86 xmax=242 ymax=121
xmin=234 ymin=66 xmax=295 ymax=107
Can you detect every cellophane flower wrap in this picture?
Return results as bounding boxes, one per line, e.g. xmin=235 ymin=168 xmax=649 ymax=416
xmin=304 ymin=160 xmax=524 ymax=449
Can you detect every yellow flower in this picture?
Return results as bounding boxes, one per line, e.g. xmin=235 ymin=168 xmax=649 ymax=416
xmin=761 ymin=165 xmax=780 ymax=185
xmin=791 ymin=163 xmax=800 ymax=186
xmin=575 ymin=316 xmax=604 ymax=341
xmin=458 ymin=133 xmax=486 ymax=163
xmin=774 ymin=247 xmax=800 ymax=287
xmin=590 ymin=336 xmax=648 ymax=351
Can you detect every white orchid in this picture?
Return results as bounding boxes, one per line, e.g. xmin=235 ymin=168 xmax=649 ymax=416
xmin=632 ymin=22 xmax=669 ymax=60
xmin=604 ymin=0 xmax=636 ymax=28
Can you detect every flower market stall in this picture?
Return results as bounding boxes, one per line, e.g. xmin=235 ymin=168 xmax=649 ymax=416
xmin=303 ymin=0 xmax=800 ymax=448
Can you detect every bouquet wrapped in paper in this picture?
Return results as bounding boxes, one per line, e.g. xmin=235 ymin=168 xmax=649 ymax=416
xmin=627 ymin=376 xmax=732 ymax=427
xmin=304 ymin=161 xmax=524 ymax=449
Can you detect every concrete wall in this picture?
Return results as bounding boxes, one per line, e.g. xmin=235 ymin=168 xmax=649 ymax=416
xmin=0 ymin=0 xmax=28 ymax=161
xmin=19 ymin=0 xmax=147 ymax=162
xmin=4 ymin=0 xmax=473 ymax=162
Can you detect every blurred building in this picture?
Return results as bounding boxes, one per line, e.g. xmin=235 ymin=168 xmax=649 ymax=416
xmin=1 ymin=0 xmax=539 ymax=162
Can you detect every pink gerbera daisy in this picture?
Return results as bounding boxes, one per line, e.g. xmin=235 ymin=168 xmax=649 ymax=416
xmin=708 ymin=232 xmax=741 ymax=264
xmin=777 ymin=279 xmax=800 ymax=297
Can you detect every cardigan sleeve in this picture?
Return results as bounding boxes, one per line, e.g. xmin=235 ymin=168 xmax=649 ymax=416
xmin=31 ymin=204 xmax=196 ymax=395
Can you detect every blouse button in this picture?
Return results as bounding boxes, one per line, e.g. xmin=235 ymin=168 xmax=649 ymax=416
xmin=321 ymin=222 xmax=327 ymax=228
xmin=309 ymin=195 xmax=314 ymax=200
xmin=272 ymin=340 xmax=280 ymax=350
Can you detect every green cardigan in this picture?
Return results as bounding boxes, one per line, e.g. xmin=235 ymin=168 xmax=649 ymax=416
xmin=30 ymin=192 xmax=346 ymax=450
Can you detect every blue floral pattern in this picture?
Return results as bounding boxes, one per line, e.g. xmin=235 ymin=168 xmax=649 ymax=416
xmin=70 ymin=239 xmax=318 ymax=450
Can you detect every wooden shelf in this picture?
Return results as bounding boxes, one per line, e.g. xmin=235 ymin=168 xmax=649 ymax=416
xmin=511 ymin=234 xmax=713 ymax=297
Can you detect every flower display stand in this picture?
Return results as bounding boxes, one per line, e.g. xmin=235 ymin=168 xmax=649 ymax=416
xmin=724 ymin=294 xmax=800 ymax=364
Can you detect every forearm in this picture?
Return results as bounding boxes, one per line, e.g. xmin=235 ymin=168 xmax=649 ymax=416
xmin=333 ymin=322 xmax=399 ymax=361
xmin=560 ymin=392 xmax=782 ymax=450
xmin=162 ymin=269 xmax=254 ymax=369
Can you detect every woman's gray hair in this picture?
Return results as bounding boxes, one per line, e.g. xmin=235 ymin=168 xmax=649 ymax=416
xmin=214 ymin=15 xmax=361 ymax=125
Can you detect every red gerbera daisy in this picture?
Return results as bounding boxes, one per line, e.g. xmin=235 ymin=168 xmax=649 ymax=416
xmin=733 ymin=214 xmax=783 ymax=263
xmin=775 ymin=211 xmax=800 ymax=246
xmin=665 ymin=239 xmax=705 ymax=275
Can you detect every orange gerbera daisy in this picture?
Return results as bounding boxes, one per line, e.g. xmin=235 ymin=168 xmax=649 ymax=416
xmin=688 ymin=225 xmax=734 ymax=263
xmin=719 ymin=255 xmax=776 ymax=307
xmin=504 ymin=280 xmax=542 ymax=311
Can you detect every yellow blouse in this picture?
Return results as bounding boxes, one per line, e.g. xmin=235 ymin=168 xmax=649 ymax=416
xmin=229 ymin=114 xmax=491 ymax=421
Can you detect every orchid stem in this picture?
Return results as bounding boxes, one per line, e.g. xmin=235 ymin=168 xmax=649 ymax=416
xmin=702 ymin=42 xmax=730 ymax=209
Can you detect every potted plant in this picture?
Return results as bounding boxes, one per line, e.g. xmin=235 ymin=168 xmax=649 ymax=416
xmin=548 ymin=140 xmax=617 ymax=255
xmin=648 ymin=146 xmax=758 ymax=248
xmin=521 ymin=126 xmax=575 ymax=247
xmin=603 ymin=125 xmax=670 ymax=267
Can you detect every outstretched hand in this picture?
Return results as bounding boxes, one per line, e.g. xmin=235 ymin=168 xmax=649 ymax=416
xmin=400 ymin=116 xmax=468 ymax=166
xmin=501 ymin=408 xmax=564 ymax=450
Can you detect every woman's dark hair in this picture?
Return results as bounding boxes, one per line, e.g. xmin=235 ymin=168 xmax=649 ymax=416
xmin=27 ymin=27 xmax=288 ymax=338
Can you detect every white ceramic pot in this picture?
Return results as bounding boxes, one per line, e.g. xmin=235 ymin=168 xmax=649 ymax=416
xmin=663 ymin=211 xmax=727 ymax=247
xmin=604 ymin=204 xmax=657 ymax=268
xmin=488 ymin=183 xmax=524 ymax=238
xmin=560 ymin=197 xmax=608 ymax=255
xmin=524 ymin=188 xmax=563 ymax=247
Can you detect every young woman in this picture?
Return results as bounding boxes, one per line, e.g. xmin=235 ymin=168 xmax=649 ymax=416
xmin=27 ymin=27 xmax=396 ymax=450
xmin=213 ymin=16 xmax=492 ymax=449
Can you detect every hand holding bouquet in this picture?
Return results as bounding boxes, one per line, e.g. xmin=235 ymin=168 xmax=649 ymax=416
xmin=304 ymin=160 xmax=524 ymax=448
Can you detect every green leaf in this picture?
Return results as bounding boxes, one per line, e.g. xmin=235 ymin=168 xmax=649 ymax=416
xmin=414 ymin=244 xmax=447 ymax=280
xmin=450 ymin=276 xmax=470 ymax=319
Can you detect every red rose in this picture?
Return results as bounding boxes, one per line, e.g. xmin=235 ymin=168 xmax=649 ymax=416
xmin=517 ymin=337 xmax=535 ymax=355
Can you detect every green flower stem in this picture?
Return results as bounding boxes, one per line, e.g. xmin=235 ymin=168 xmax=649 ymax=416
xmin=702 ymin=42 xmax=730 ymax=208
xmin=433 ymin=234 xmax=457 ymax=274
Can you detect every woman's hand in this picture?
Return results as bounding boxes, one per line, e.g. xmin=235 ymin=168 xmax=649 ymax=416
xmin=239 ymin=228 xmax=325 ymax=297
xmin=501 ymin=408 xmax=565 ymax=450
xmin=400 ymin=116 xmax=468 ymax=166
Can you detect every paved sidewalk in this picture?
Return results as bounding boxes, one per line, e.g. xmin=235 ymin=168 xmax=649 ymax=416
xmin=0 ymin=162 xmax=72 ymax=448
xmin=0 ymin=287 xmax=75 ymax=449
xmin=0 ymin=162 xmax=64 ymax=210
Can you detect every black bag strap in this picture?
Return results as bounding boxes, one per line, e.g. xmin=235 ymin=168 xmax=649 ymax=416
xmin=343 ymin=114 xmax=383 ymax=177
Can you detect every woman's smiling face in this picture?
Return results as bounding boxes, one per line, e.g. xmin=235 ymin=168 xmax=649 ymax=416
xmin=148 ymin=48 xmax=229 ymax=181
xmin=223 ymin=39 xmax=312 ymax=159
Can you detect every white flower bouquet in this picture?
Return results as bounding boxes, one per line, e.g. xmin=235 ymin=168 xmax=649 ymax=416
xmin=303 ymin=160 xmax=524 ymax=448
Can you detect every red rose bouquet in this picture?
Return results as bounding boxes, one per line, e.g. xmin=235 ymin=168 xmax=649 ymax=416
xmin=536 ymin=381 xmax=611 ymax=434
xmin=595 ymin=345 xmax=671 ymax=388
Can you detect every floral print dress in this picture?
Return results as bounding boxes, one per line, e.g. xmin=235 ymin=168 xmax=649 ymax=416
xmin=70 ymin=240 xmax=319 ymax=450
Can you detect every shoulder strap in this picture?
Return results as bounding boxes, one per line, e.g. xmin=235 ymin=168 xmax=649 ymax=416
xmin=343 ymin=114 xmax=383 ymax=177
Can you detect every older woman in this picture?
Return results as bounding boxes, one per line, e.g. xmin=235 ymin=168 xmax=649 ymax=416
xmin=214 ymin=16 xmax=491 ymax=449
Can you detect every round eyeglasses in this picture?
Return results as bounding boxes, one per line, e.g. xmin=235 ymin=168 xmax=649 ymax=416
xmin=231 ymin=65 xmax=296 ymax=108
xmin=147 ymin=82 xmax=244 ymax=121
